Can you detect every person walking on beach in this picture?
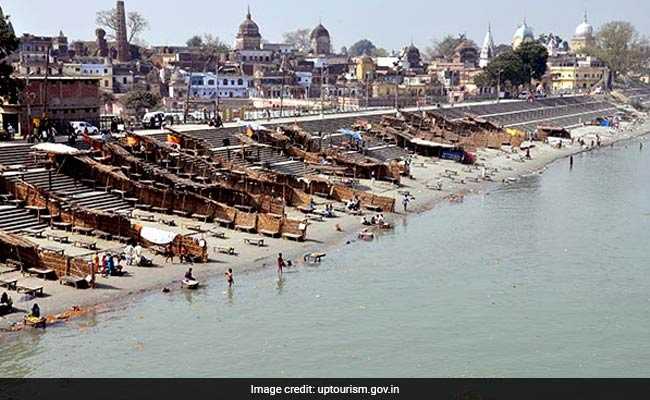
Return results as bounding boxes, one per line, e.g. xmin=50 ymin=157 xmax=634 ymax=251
xmin=570 ymin=155 xmax=574 ymax=169
xmin=165 ymin=244 xmax=175 ymax=264
xmin=277 ymin=253 xmax=286 ymax=276
xmin=640 ymin=142 xmax=643 ymax=151
xmin=225 ymin=268 xmax=234 ymax=288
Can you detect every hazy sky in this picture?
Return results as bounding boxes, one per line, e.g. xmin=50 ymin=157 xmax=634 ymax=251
xmin=2 ymin=0 xmax=649 ymax=51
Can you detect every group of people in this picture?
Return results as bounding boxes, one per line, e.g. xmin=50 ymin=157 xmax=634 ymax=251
xmin=361 ymin=214 xmax=386 ymax=226
xmin=97 ymin=253 xmax=126 ymax=277
xmin=164 ymin=244 xmax=193 ymax=264
xmin=345 ymin=196 xmax=361 ymax=212
xmin=123 ymin=244 xmax=145 ymax=266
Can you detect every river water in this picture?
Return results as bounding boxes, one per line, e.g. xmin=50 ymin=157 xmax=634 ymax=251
xmin=2 ymin=140 xmax=650 ymax=378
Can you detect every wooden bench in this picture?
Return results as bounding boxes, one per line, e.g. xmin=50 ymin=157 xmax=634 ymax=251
xmin=5 ymin=259 xmax=23 ymax=272
xmin=209 ymin=230 xmax=226 ymax=239
xmin=192 ymin=213 xmax=210 ymax=221
xmin=185 ymin=224 xmax=208 ymax=233
xmin=259 ymin=229 xmax=279 ymax=238
xmin=135 ymin=204 xmax=152 ymax=211
xmin=0 ymin=278 xmax=18 ymax=291
xmin=16 ymin=285 xmax=44 ymax=297
xmin=124 ymin=197 xmax=139 ymax=205
xmin=46 ymin=232 xmax=69 ymax=243
xmin=72 ymin=226 xmax=95 ymax=236
xmin=235 ymin=224 xmax=256 ymax=233
xmin=22 ymin=228 xmax=45 ymax=238
xmin=40 ymin=246 xmax=65 ymax=256
xmin=365 ymin=205 xmax=383 ymax=212
xmin=73 ymin=239 xmax=97 ymax=250
xmin=244 ymin=238 xmax=265 ymax=247
xmin=298 ymin=206 xmax=315 ymax=214
xmin=151 ymin=207 xmax=169 ymax=214
xmin=25 ymin=267 xmax=56 ymax=280
xmin=282 ymin=232 xmax=305 ymax=242
xmin=216 ymin=247 xmax=237 ymax=256
xmin=94 ymin=230 xmax=112 ymax=240
xmin=134 ymin=213 xmax=156 ymax=222
xmin=214 ymin=217 xmax=233 ymax=228
xmin=59 ymin=275 xmax=89 ymax=289
xmin=172 ymin=210 xmax=191 ymax=217
xmin=51 ymin=222 xmax=72 ymax=231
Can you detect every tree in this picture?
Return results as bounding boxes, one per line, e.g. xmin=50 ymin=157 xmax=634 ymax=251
xmin=584 ymin=21 xmax=648 ymax=79
xmin=201 ymin=34 xmax=230 ymax=52
xmin=120 ymin=90 xmax=160 ymax=118
xmin=186 ymin=35 xmax=203 ymax=48
xmin=96 ymin=8 xmax=149 ymax=43
xmin=514 ymin=41 xmax=549 ymax=82
xmin=348 ymin=39 xmax=377 ymax=57
xmin=374 ymin=48 xmax=389 ymax=57
xmin=282 ymin=28 xmax=310 ymax=52
xmin=474 ymin=50 xmax=526 ymax=88
xmin=425 ymin=35 xmax=476 ymax=61
xmin=0 ymin=11 xmax=19 ymax=102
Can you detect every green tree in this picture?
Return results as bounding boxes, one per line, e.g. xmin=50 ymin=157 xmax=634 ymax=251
xmin=186 ymin=35 xmax=203 ymax=48
xmin=584 ymin=21 xmax=647 ymax=79
xmin=282 ymin=28 xmax=310 ymax=52
xmin=514 ymin=41 xmax=549 ymax=82
xmin=348 ymin=39 xmax=377 ymax=56
xmin=121 ymin=90 xmax=160 ymax=118
xmin=0 ymin=9 xmax=19 ymax=102
xmin=474 ymin=50 xmax=526 ymax=88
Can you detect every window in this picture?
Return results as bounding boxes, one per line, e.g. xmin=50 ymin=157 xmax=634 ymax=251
xmin=223 ymin=79 xmax=228 ymax=86
xmin=231 ymin=80 xmax=235 ymax=85
xmin=104 ymin=69 xmax=108 ymax=74
xmin=238 ymin=79 xmax=243 ymax=85
xmin=208 ymin=80 xmax=214 ymax=85
xmin=104 ymin=80 xmax=109 ymax=87
xmin=123 ymin=77 xmax=127 ymax=84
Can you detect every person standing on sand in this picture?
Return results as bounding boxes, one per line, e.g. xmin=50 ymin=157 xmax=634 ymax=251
xmin=225 ymin=268 xmax=234 ymax=288
xmin=277 ymin=253 xmax=286 ymax=276
xmin=165 ymin=244 xmax=175 ymax=264
xmin=570 ymin=155 xmax=574 ymax=169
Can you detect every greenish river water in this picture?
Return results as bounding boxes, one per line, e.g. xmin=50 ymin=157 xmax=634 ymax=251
xmin=1 ymin=139 xmax=649 ymax=377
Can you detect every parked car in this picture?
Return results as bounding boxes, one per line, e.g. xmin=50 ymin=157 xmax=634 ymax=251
xmin=70 ymin=121 xmax=99 ymax=135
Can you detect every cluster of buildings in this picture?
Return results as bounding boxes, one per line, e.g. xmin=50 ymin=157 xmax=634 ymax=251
xmin=0 ymin=1 xmax=612 ymax=138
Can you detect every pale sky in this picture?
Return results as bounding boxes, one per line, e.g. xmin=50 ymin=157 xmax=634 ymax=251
xmin=2 ymin=0 xmax=649 ymax=52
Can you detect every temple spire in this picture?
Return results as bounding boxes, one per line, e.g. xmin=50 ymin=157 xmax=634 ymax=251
xmin=246 ymin=5 xmax=251 ymax=19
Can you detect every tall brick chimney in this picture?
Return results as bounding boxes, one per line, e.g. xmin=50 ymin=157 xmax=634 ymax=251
xmin=116 ymin=0 xmax=130 ymax=62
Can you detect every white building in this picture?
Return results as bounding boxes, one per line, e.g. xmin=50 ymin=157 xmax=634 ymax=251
xmin=63 ymin=58 xmax=113 ymax=92
xmin=170 ymin=71 xmax=252 ymax=99
xmin=479 ymin=24 xmax=495 ymax=68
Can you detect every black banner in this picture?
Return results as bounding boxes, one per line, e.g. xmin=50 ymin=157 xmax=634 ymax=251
xmin=0 ymin=379 xmax=648 ymax=400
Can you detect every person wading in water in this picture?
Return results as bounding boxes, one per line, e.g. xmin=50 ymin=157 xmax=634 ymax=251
xmin=225 ymin=268 xmax=234 ymax=288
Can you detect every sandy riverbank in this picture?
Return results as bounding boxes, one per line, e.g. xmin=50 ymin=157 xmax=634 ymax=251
xmin=2 ymin=114 xmax=649 ymax=334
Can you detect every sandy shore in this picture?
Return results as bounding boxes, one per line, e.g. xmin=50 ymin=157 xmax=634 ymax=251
xmin=2 ymin=113 xmax=649 ymax=333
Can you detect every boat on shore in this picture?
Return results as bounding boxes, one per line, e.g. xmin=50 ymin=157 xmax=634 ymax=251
xmin=24 ymin=315 xmax=46 ymax=329
xmin=181 ymin=279 xmax=200 ymax=290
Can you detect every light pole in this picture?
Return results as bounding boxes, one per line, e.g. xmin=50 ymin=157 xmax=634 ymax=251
xmin=496 ymin=68 xmax=503 ymax=103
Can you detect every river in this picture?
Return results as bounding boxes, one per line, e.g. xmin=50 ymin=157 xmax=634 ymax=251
xmin=1 ymin=139 xmax=649 ymax=378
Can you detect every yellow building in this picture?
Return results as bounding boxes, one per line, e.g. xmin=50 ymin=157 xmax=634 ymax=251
xmin=548 ymin=56 xmax=609 ymax=94
xmin=356 ymin=55 xmax=376 ymax=82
